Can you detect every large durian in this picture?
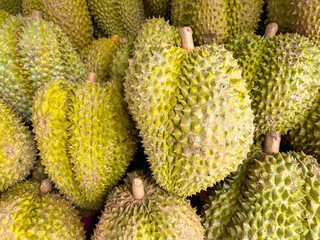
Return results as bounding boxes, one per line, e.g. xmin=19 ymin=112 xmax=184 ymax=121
xmin=226 ymin=23 xmax=320 ymax=144
xmin=125 ymin=18 xmax=254 ymax=197
xmin=87 ymin=0 xmax=146 ymax=38
xmin=22 ymin=0 xmax=93 ymax=52
xmin=171 ymin=0 xmax=264 ymax=45
xmin=32 ymin=73 xmax=137 ymax=210
xmin=202 ymin=148 xmax=320 ymax=239
xmin=92 ymin=171 xmax=204 ymax=239
xmin=0 ymin=179 xmax=86 ymax=239
xmin=0 ymin=99 xmax=36 ymax=192
xmin=0 ymin=11 xmax=85 ymax=121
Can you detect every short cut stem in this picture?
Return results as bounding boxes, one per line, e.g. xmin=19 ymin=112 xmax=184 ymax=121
xmin=179 ymin=27 xmax=195 ymax=51
xmin=31 ymin=10 xmax=42 ymax=20
xmin=86 ymin=72 xmax=97 ymax=84
xmin=40 ymin=179 xmax=53 ymax=194
xmin=263 ymin=131 xmax=281 ymax=154
xmin=265 ymin=23 xmax=278 ymax=39
xmin=132 ymin=178 xmax=145 ymax=200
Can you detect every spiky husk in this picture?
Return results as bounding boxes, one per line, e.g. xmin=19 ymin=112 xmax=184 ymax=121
xmin=171 ymin=0 xmax=264 ymax=45
xmin=93 ymin=171 xmax=204 ymax=239
xmin=33 ymin=79 xmax=137 ymax=209
xmin=0 ymin=100 xmax=36 ymax=192
xmin=0 ymin=181 xmax=85 ymax=239
xmin=0 ymin=0 xmax=21 ymax=15
xmin=202 ymin=151 xmax=320 ymax=239
xmin=125 ymin=18 xmax=254 ymax=197
xmin=0 ymin=9 xmax=11 ymax=25
xmin=87 ymin=0 xmax=146 ymax=38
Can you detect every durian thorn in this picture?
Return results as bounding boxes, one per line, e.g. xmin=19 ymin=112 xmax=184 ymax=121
xmin=179 ymin=27 xmax=195 ymax=51
xmin=86 ymin=72 xmax=97 ymax=83
xmin=40 ymin=179 xmax=53 ymax=195
xmin=265 ymin=23 xmax=278 ymax=39
xmin=132 ymin=178 xmax=145 ymax=200
xmin=31 ymin=10 xmax=42 ymax=20
xmin=111 ymin=34 xmax=120 ymax=41
xmin=263 ymin=131 xmax=280 ymax=154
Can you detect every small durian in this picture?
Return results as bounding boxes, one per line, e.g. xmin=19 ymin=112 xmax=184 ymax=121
xmin=0 ymin=99 xmax=36 ymax=192
xmin=0 ymin=179 xmax=86 ymax=239
xmin=32 ymin=73 xmax=137 ymax=210
xmin=92 ymin=171 xmax=204 ymax=239
xmin=125 ymin=18 xmax=254 ymax=197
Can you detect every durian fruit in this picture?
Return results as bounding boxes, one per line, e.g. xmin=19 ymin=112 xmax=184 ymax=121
xmin=266 ymin=0 xmax=294 ymax=33
xmin=92 ymin=171 xmax=204 ymax=239
xmin=81 ymin=35 xmax=121 ymax=82
xmin=32 ymin=73 xmax=137 ymax=210
xmin=22 ymin=0 xmax=93 ymax=52
xmin=0 ymin=179 xmax=86 ymax=239
xmin=0 ymin=11 xmax=86 ymax=121
xmin=143 ymin=0 xmax=171 ymax=20
xmin=202 ymin=138 xmax=320 ymax=240
xmin=0 ymin=9 xmax=11 ymax=26
xmin=125 ymin=18 xmax=254 ymax=197
xmin=0 ymin=0 xmax=21 ymax=15
xmin=171 ymin=0 xmax=264 ymax=45
xmin=226 ymin=23 xmax=320 ymax=143
xmin=87 ymin=0 xmax=146 ymax=38
xmin=288 ymin=92 xmax=320 ymax=159
xmin=0 ymin=99 xmax=36 ymax=192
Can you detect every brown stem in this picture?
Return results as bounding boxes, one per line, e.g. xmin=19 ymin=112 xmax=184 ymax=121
xmin=265 ymin=23 xmax=278 ymax=38
xmin=132 ymin=178 xmax=144 ymax=200
xmin=179 ymin=27 xmax=195 ymax=51
xmin=40 ymin=179 xmax=52 ymax=194
xmin=111 ymin=35 xmax=120 ymax=41
xmin=86 ymin=72 xmax=97 ymax=83
xmin=263 ymin=131 xmax=281 ymax=154
xmin=31 ymin=10 xmax=42 ymax=20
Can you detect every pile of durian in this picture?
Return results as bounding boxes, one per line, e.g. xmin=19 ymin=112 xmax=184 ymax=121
xmin=1 ymin=0 xmax=320 ymax=239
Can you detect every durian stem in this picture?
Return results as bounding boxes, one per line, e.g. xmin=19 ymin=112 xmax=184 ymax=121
xmin=86 ymin=72 xmax=97 ymax=84
xmin=31 ymin=10 xmax=42 ymax=20
xmin=179 ymin=27 xmax=195 ymax=51
xmin=40 ymin=179 xmax=53 ymax=194
xmin=264 ymin=23 xmax=278 ymax=38
xmin=263 ymin=131 xmax=280 ymax=154
xmin=111 ymin=35 xmax=120 ymax=41
xmin=132 ymin=178 xmax=145 ymax=200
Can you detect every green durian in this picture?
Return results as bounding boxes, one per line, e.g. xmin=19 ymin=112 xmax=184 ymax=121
xmin=92 ymin=171 xmax=204 ymax=239
xmin=0 ymin=13 xmax=85 ymax=121
xmin=125 ymin=18 xmax=254 ymax=197
xmin=143 ymin=0 xmax=171 ymax=20
xmin=202 ymin=151 xmax=320 ymax=239
xmin=0 ymin=99 xmax=36 ymax=192
xmin=87 ymin=0 xmax=146 ymax=38
xmin=266 ymin=0 xmax=294 ymax=33
xmin=171 ymin=0 xmax=264 ymax=45
xmin=0 ymin=9 xmax=11 ymax=25
xmin=288 ymin=91 xmax=320 ymax=159
xmin=226 ymin=24 xmax=320 ymax=139
xmin=22 ymin=0 xmax=93 ymax=52
xmin=0 ymin=180 xmax=86 ymax=239
xmin=0 ymin=0 xmax=21 ymax=15
xmin=32 ymin=73 xmax=137 ymax=210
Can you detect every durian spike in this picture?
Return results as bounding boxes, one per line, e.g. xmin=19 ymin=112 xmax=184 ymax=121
xmin=265 ymin=23 xmax=278 ymax=38
xmin=111 ymin=34 xmax=120 ymax=41
xmin=132 ymin=178 xmax=144 ymax=200
xmin=179 ymin=27 xmax=195 ymax=51
xmin=31 ymin=10 xmax=43 ymax=20
xmin=263 ymin=131 xmax=281 ymax=154
xmin=86 ymin=72 xmax=97 ymax=84
xmin=40 ymin=179 xmax=53 ymax=194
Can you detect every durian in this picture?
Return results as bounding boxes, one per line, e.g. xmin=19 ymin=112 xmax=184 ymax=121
xmin=0 ymin=179 xmax=86 ymax=239
xmin=87 ymin=0 xmax=146 ymax=38
xmin=32 ymin=73 xmax=137 ymax=209
xmin=0 ymin=99 xmax=36 ymax=192
xmin=92 ymin=171 xmax=204 ymax=239
xmin=125 ymin=18 xmax=254 ymax=197
xmin=171 ymin=0 xmax=264 ymax=45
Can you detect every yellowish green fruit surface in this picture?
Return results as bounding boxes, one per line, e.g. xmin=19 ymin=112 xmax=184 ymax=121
xmin=0 ymin=9 xmax=11 ymax=26
xmin=93 ymin=171 xmax=204 ymax=239
xmin=0 ymin=99 xmax=36 ymax=192
xmin=0 ymin=0 xmax=21 ymax=15
xmin=0 ymin=181 xmax=85 ymax=239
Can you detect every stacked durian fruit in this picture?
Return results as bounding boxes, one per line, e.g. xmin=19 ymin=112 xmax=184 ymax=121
xmin=1 ymin=0 xmax=320 ymax=239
